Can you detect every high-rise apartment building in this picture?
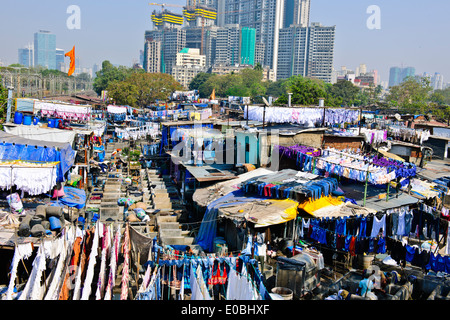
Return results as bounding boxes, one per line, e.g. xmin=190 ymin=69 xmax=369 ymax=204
xmin=144 ymin=11 xmax=186 ymax=74
xmin=431 ymin=72 xmax=445 ymax=91
xmin=220 ymin=0 xmax=285 ymax=73
xmin=214 ymin=25 xmax=257 ymax=67
xmin=215 ymin=24 xmax=241 ymax=66
xmin=255 ymin=42 xmax=265 ymax=66
xmin=277 ymin=25 xmax=308 ymax=80
xmin=277 ymin=22 xmax=335 ymax=82
xmin=34 ymin=30 xmax=56 ymax=70
xmin=284 ymin=0 xmax=310 ymax=28
xmin=185 ymin=25 xmax=219 ymax=68
xmin=306 ymin=23 xmax=335 ymax=83
xmin=144 ymin=39 xmax=162 ymax=73
xmin=172 ymin=48 xmax=207 ymax=88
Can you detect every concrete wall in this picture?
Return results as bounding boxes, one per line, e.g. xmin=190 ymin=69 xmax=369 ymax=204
xmin=323 ymin=135 xmax=364 ymax=151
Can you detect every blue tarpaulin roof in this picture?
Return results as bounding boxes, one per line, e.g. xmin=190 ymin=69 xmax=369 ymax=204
xmin=0 ymin=131 xmax=76 ymax=182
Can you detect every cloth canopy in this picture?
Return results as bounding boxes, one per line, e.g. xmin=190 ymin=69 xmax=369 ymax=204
xmin=218 ymin=198 xmax=299 ymax=228
xmin=0 ymin=131 xmax=75 ymax=182
xmin=195 ymin=189 xmax=262 ymax=252
xmin=192 ymin=167 xmax=274 ymax=207
xmin=4 ymin=124 xmax=76 ymax=145
xmin=107 ymin=105 xmax=127 ymax=114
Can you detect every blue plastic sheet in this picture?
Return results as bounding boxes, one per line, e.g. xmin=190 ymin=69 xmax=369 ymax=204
xmin=0 ymin=142 xmax=75 ymax=182
xmin=54 ymin=186 xmax=86 ymax=209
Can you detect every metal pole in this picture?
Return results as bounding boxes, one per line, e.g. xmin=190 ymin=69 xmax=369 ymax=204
xmin=363 ymin=166 xmax=370 ymax=207
xmin=246 ymin=104 xmax=249 ymax=126
xmin=262 ymin=105 xmax=266 ymax=129
xmin=6 ymin=86 xmax=14 ymax=123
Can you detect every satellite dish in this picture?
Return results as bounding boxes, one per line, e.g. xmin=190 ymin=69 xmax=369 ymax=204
xmin=394 ymin=113 xmax=401 ymax=121
xmin=262 ymin=97 xmax=270 ymax=106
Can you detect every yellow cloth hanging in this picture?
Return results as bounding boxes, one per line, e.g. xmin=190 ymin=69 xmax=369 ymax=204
xmin=297 ymin=196 xmax=343 ymax=216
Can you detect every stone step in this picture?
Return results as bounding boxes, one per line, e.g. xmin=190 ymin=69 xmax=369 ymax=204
xmin=161 ymin=236 xmax=194 ymax=246
xmin=153 ymin=203 xmax=172 ymax=210
xmin=157 ymin=215 xmax=178 ymax=223
xmin=158 ymin=222 xmax=180 ymax=230
xmin=159 ymin=229 xmax=182 ymax=237
xmin=100 ymin=207 xmax=123 ymax=221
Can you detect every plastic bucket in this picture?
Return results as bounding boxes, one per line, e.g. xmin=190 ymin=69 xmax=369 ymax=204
xmin=23 ymin=114 xmax=32 ymax=126
xmin=271 ymin=287 xmax=293 ymax=300
xmin=33 ymin=117 xmax=39 ymax=125
xmin=49 ymin=216 xmax=61 ymax=231
xmin=48 ymin=119 xmax=55 ymax=128
xmin=14 ymin=112 xmax=23 ymax=125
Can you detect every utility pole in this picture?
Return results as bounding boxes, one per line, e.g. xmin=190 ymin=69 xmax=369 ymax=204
xmin=6 ymin=86 xmax=14 ymax=123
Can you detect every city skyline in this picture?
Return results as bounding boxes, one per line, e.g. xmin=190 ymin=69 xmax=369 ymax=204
xmin=1 ymin=0 xmax=450 ymax=85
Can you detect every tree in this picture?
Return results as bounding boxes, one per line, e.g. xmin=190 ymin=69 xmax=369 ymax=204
xmin=188 ymin=72 xmax=214 ymax=96
xmin=385 ymin=76 xmax=432 ymax=114
xmin=266 ymin=79 xmax=287 ymax=99
xmin=106 ymin=80 xmax=138 ymax=107
xmin=93 ymin=61 xmax=135 ymax=96
xmin=0 ymin=80 xmax=8 ymax=128
xmin=76 ymin=72 xmax=91 ymax=82
xmin=254 ymin=63 xmax=263 ymax=72
xmin=326 ymin=80 xmax=360 ymax=106
xmin=240 ymin=68 xmax=264 ymax=89
xmin=107 ymin=72 xmax=182 ymax=108
xmin=275 ymin=76 xmax=327 ymax=106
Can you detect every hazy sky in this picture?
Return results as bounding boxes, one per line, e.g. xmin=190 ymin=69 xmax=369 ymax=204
xmin=1 ymin=0 xmax=449 ymax=84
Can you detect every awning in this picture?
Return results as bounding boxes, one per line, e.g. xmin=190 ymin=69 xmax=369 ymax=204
xmin=3 ymin=124 xmax=76 ymax=145
xmin=193 ymin=167 xmax=274 ymax=207
xmin=0 ymin=131 xmax=76 ymax=182
xmin=218 ymin=198 xmax=299 ymax=228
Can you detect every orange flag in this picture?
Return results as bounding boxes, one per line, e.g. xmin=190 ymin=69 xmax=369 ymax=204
xmin=65 ymin=46 xmax=75 ymax=76
xmin=210 ymin=88 xmax=215 ymax=100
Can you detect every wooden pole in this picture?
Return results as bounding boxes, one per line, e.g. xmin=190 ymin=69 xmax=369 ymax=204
xmin=363 ymin=166 xmax=370 ymax=207
xmin=246 ymin=104 xmax=249 ymax=126
xmin=262 ymin=105 xmax=266 ymax=129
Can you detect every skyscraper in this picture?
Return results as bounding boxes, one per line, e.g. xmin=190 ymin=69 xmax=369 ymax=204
xmin=220 ymin=0 xmax=285 ymax=73
xmin=277 ymin=22 xmax=335 ymax=82
xmin=172 ymin=48 xmax=207 ymax=88
xmin=215 ymin=24 xmax=241 ymax=66
xmin=144 ymin=40 xmax=162 ymax=73
xmin=18 ymin=45 xmax=33 ymax=68
xmin=56 ymin=48 xmax=65 ymax=72
xmin=144 ymin=27 xmax=186 ymax=74
xmin=185 ymin=25 xmax=219 ymax=68
xmin=388 ymin=66 xmax=416 ymax=87
xmin=34 ymin=30 xmax=56 ymax=70
xmin=284 ymin=0 xmax=310 ymax=28
xmin=430 ymin=72 xmax=444 ymax=91
xmin=306 ymin=23 xmax=335 ymax=83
